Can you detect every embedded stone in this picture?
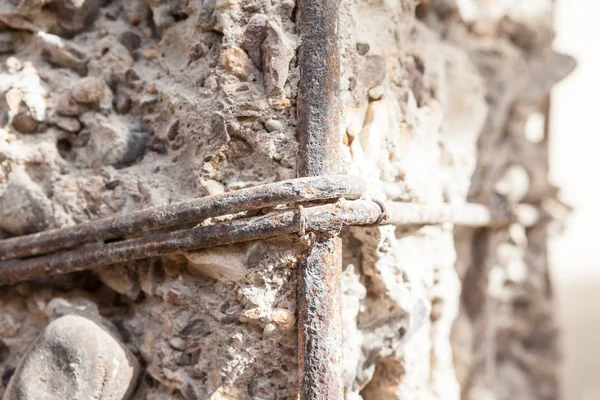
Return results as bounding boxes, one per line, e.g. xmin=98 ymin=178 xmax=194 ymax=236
xmin=118 ymin=31 xmax=142 ymax=54
xmin=356 ymin=42 xmax=370 ymax=56
xmin=38 ymin=32 xmax=88 ymax=76
xmin=243 ymin=16 xmax=294 ymax=96
xmin=53 ymin=116 xmax=81 ymax=133
xmin=222 ymin=47 xmax=251 ymax=81
xmin=184 ymin=245 xmax=248 ymax=282
xmin=264 ymin=119 xmax=283 ymax=132
xmin=0 ymin=168 xmax=55 ymax=235
xmin=51 ymin=0 xmax=101 ymax=35
xmin=79 ymin=114 xmax=149 ymax=167
xmin=3 ymin=315 xmax=139 ymax=400
xmin=11 ymin=111 xmax=39 ymax=134
xmin=56 ymin=92 xmax=85 ymax=116
xmin=71 ymin=77 xmax=105 ymax=104
xmin=271 ymin=308 xmax=295 ymax=331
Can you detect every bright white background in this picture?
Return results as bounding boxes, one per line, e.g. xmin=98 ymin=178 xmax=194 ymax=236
xmin=551 ymin=1 xmax=600 ymax=398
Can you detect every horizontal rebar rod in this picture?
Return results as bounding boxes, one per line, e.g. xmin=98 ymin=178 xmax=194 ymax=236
xmin=0 ymin=200 xmax=382 ymax=286
xmin=385 ymin=202 xmax=540 ymax=228
xmin=0 ymin=175 xmax=366 ymax=261
xmin=0 ymin=199 xmax=538 ymax=286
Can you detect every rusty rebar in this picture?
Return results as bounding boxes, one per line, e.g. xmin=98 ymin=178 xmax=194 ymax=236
xmin=0 ymin=200 xmax=383 ymax=286
xmin=0 ymin=175 xmax=365 ymax=262
xmin=297 ymin=233 xmax=343 ymax=399
xmin=0 ymin=198 xmax=538 ymax=286
xmin=296 ymin=0 xmax=343 ymax=397
xmin=296 ymin=4 xmax=341 ymax=178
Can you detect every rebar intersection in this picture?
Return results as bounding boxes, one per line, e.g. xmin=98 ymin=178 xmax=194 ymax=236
xmin=0 ymin=175 xmax=532 ymax=285
xmin=0 ymin=174 xmax=539 ymax=400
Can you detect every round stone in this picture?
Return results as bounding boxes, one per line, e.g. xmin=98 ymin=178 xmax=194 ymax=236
xmin=72 ymin=77 xmax=105 ymax=104
xmin=264 ymin=119 xmax=283 ymax=132
xmin=3 ymin=315 xmax=139 ymax=400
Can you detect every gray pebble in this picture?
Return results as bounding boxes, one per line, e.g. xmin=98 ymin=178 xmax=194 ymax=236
xmin=356 ymin=42 xmax=370 ymax=56
xmin=263 ymin=323 xmax=277 ymax=338
xmin=264 ymin=119 xmax=283 ymax=132
xmin=3 ymin=315 xmax=139 ymax=400
xmin=54 ymin=116 xmax=81 ymax=133
xmin=361 ymin=55 xmax=386 ymax=89
xmin=118 ymin=31 xmax=142 ymax=54
xmin=0 ymin=168 xmax=55 ymax=235
xmin=118 ymin=129 xmax=150 ymax=167
xmin=169 ymin=337 xmax=187 ymax=351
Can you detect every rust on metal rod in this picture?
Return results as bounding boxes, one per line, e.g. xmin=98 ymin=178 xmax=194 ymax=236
xmin=296 ymin=0 xmax=341 ymax=177
xmin=296 ymin=0 xmax=343 ymax=397
xmin=297 ymin=233 xmax=343 ymax=399
xmin=0 ymin=199 xmax=540 ymax=286
xmin=0 ymin=200 xmax=382 ymax=286
xmin=0 ymin=175 xmax=365 ymax=262
xmin=0 ymin=198 xmax=536 ymax=271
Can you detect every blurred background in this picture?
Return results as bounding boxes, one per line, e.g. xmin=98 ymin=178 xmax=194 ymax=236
xmin=550 ymin=1 xmax=600 ymax=399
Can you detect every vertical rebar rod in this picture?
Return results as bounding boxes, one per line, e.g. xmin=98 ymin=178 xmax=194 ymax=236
xmin=296 ymin=0 xmax=343 ymax=398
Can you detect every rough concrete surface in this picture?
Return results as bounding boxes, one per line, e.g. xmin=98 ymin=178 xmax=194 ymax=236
xmin=0 ymin=0 xmax=573 ymax=399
